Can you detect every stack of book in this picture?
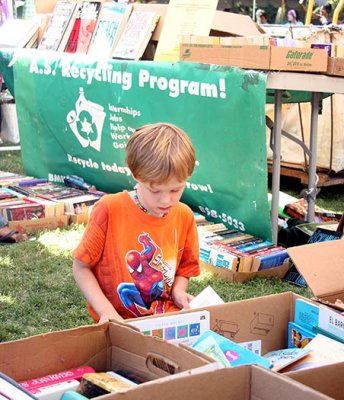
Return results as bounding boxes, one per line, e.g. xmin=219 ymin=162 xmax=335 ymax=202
xmin=0 ymin=366 xmax=139 ymax=400
xmin=38 ymin=1 xmax=160 ymax=60
xmin=0 ymin=171 xmax=104 ymax=229
xmin=196 ymin=214 xmax=289 ymax=273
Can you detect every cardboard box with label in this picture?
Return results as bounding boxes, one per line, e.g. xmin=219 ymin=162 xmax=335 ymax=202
xmin=101 ymin=364 xmax=333 ymax=400
xmin=8 ymin=214 xmax=69 ymax=233
xmin=288 ymin=239 xmax=344 ymax=341
xmin=0 ymin=321 xmax=214 ymax=392
xmin=287 ymin=362 xmax=344 ymax=400
xmin=180 ymin=37 xmax=329 ymax=73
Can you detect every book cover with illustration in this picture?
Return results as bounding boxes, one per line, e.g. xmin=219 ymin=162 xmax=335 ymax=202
xmin=65 ymin=1 xmax=102 ymax=54
xmin=192 ymin=331 xmax=272 ymax=369
xmin=264 ymin=347 xmax=311 ymax=372
xmin=129 ymin=310 xmax=210 ymax=346
xmin=38 ymin=1 xmax=78 ymax=51
xmin=288 ymin=321 xmax=316 ymax=349
xmin=282 ymin=334 xmax=344 ymax=372
xmin=112 ymin=11 xmax=159 ymax=60
xmin=88 ymin=2 xmax=132 ymax=58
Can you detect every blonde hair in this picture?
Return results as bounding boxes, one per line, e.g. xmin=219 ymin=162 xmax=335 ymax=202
xmin=126 ymin=123 xmax=196 ymax=184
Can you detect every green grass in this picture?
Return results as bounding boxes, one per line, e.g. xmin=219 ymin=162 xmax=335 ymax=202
xmin=0 ymin=148 xmax=341 ymax=342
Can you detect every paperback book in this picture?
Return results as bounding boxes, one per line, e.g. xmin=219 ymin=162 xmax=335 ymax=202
xmin=112 ymin=11 xmax=159 ymax=60
xmin=65 ymin=1 xmax=102 ymax=54
xmin=192 ymin=331 xmax=272 ymax=369
xmin=38 ymin=1 xmax=78 ymax=51
xmin=0 ymin=372 xmax=38 ymax=400
xmin=88 ymin=2 xmax=132 ymax=58
xmin=263 ymin=348 xmax=311 ymax=372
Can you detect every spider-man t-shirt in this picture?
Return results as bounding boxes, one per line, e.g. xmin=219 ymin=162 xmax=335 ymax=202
xmin=72 ymin=191 xmax=200 ymax=321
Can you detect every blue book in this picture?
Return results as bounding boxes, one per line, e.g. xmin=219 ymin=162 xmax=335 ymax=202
xmin=257 ymin=250 xmax=289 ymax=270
xmin=288 ymin=321 xmax=316 ymax=349
xmin=294 ymin=298 xmax=319 ymax=331
xmin=192 ymin=330 xmax=272 ymax=369
xmin=236 ymin=240 xmax=272 ymax=253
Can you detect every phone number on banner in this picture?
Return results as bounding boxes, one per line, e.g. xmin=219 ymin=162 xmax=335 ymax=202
xmin=198 ymin=206 xmax=245 ymax=231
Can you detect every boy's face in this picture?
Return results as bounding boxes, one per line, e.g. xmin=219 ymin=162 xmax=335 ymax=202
xmin=137 ymin=176 xmax=187 ymax=217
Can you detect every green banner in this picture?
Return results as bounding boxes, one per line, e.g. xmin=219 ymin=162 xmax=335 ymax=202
xmin=4 ymin=50 xmax=271 ymax=240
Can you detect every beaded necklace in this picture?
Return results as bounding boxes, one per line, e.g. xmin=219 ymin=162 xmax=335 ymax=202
xmin=133 ymin=188 xmax=151 ymax=215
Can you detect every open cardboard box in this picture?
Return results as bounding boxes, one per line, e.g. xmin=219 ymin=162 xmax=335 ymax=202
xmin=101 ymin=364 xmax=333 ymax=400
xmin=288 ymin=239 xmax=344 ymax=340
xmin=0 ymin=321 xmax=215 ymax=393
xmin=286 ymin=362 xmax=344 ymax=400
xmin=200 ymin=259 xmax=290 ymax=283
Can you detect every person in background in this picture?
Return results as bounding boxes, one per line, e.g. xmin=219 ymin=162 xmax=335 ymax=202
xmin=299 ymin=0 xmax=332 ymax=24
xmin=286 ymin=9 xmax=304 ymax=25
xmin=256 ymin=9 xmax=268 ymax=24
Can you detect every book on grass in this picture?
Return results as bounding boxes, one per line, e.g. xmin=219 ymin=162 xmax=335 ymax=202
xmin=192 ymin=331 xmax=272 ymax=369
xmin=284 ymin=198 xmax=342 ymax=223
xmin=0 ymin=372 xmax=38 ymax=400
xmin=112 ymin=11 xmax=159 ymax=60
xmin=38 ymin=0 xmax=78 ymax=51
xmin=65 ymin=1 xmax=102 ymax=54
xmin=263 ymin=347 xmax=311 ymax=372
xmin=88 ymin=2 xmax=132 ymax=58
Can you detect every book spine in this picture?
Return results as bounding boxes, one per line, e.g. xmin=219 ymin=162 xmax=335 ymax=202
xmin=199 ymin=244 xmax=238 ymax=270
xmin=19 ymin=179 xmax=48 ymax=187
xmin=20 ymin=366 xmax=95 ymax=391
xmin=257 ymin=250 xmax=289 ymax=270
xmin=236 ymin=240 xmax=272 ymax=253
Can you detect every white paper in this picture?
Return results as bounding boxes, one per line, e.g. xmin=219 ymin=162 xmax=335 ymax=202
xmin=189 ymin=286 xmax=225 ymax=309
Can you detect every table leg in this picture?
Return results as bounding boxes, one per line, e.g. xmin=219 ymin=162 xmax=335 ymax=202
xmin=307 ymin=91 xmax=320 ymax=222
xmin=271 ymin=89 xmax=282 ymax=245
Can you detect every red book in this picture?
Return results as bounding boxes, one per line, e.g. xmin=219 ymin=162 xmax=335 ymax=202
xmin=20 ymin=366 xmax=95 ymax=392
xmin=65 ymin=1 xmax=101 ymax=54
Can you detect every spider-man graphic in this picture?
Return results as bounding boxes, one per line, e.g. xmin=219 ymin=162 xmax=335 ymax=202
xmin=117 ymin=233 xmax=170 ymax=317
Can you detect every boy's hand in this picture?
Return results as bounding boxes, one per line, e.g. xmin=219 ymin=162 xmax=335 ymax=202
xmin=98 ymin=307 xmax=124 ymax=324
xmin=172 ymin=289 xmax=194 ymax=310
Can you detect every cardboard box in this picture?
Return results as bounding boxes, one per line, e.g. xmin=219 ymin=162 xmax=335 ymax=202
xmin=69 ymin=213 xmax=89 ymax=225
xmin=288 ymin=240 xmax=344 ymax=341
xmin=180 ymin=43 xmax=270 ymax=69
xmin=270 ymin=46 xmax=328 ymax=72
xmin=327 ymin=57 xmax=344 ymax=77
xmin=100 ymin=364 xmax=333 ymax=400
xmin=200 ymin=259 xmax=290 ymax=283
xmin=8 ymin=214 xmax=69 ymax=233
xmin=287 ymin=362 xmax=344 ymax=400
xmin=0 ymin=321 xmax=214 ymax=387
xmin=180 ymin=40 xmax=328 ymax=72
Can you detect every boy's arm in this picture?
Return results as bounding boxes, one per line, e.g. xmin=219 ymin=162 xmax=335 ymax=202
xmin=171 ymin=275 xmax=193 ymax=310
xmin=73 ymin=259 xmax=123 ymax=322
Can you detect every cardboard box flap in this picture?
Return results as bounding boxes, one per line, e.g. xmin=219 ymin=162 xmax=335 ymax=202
xmin=288 ymin=239 xmax=344 ymax=298
xmin=212 ymin=11 xmax=262 ymax=37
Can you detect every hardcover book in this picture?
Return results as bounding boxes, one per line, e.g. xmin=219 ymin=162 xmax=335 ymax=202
xmin=88 ymin=2 xmax=132 ymax=58
xmin=65 ymin=1 xmax=102 ymax=54
xmin=3 ymin=203 xmax=45 ymax=221
xmin=192 ymin=331 xmax=272 ymax=369
xmin=112 ymin=11 xmax=159 ymax=60
xmin=38 ymin=1 xmax=78 ymax=51
xmin=284 ymin=198 xmax=342 ymax=223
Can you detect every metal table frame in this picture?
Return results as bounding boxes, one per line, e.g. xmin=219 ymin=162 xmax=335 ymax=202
xmin=266 ymin=72 xmax=344 ymax=244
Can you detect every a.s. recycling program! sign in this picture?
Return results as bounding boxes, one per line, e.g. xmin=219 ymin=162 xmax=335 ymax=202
xmin=3 ymin=49 xmax=271 ymax=240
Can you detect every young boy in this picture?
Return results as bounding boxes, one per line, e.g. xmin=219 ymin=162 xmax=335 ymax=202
xmin=72 ymin=122 xmax=200 ymax=323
